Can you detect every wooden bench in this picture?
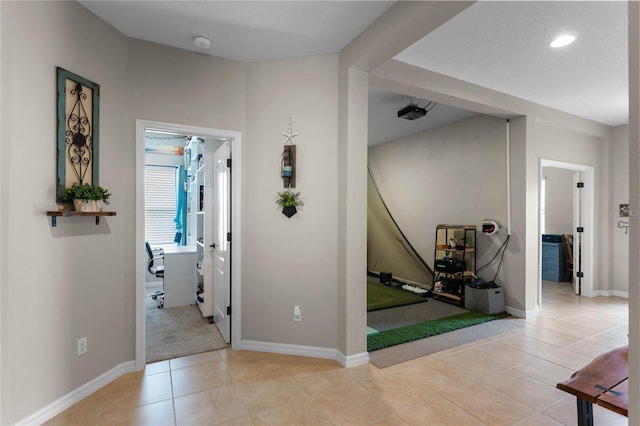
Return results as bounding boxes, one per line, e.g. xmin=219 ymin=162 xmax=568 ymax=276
xmin=556 ymin=345 xmax=628 ymax=426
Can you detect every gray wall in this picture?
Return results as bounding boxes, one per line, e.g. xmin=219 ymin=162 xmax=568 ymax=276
xmin=610 ymin=125 xmax=630 ymax=295
xmin=542 ymin=167 xmax=574 ymax=235
xmin=368 ymin=114 xmax=509 ymax=283
xmin=531 ymin=121 xmax=610 ymax=299
xmin=1 ymin=2 xmax=340 ymax=423
xmin=370 ymin=58 xmax=613 ymax=313
xmin=243 ymin=55 xmax=339 ymax=348
xmin=1 ymin=2 xmax=129 ymax=422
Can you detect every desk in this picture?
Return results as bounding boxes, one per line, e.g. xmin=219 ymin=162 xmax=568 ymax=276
xmin=160 ymin=245 xmax=197 ymax=308
xmin=556 ymin=345 xmax=628 ymax=426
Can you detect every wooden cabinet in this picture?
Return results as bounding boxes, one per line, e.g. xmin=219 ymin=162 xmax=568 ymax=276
xmin=185 ymin=138 xmax=214 ymax=318
xmin=431 ymin=224 xmax=476 ymax=306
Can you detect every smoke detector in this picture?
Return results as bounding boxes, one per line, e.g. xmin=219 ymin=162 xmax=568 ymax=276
xmin=194 ymin=36 xmax=211 ymax=49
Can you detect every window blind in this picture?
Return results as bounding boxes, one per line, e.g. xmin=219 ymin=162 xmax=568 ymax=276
xmin=145 ymin=165 xmax=177 ymax=245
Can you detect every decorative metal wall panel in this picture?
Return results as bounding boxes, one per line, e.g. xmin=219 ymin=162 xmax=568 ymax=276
xmin=56 ymin=67 xmax=100 ymax=202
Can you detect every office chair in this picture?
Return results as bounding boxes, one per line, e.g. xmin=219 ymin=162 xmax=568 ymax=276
xmin=145 ymin=242 xmax=165 ymax=308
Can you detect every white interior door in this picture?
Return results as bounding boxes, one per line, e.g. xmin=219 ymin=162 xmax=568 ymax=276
xmin=572 ymin=172 xmax=582 ymax=294
xmin=212 ymin=141 xmax=231 ymax=343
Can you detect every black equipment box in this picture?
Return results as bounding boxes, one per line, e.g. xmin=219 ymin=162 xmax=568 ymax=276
xmin=435 ymin=258 xmax=465 ymax=273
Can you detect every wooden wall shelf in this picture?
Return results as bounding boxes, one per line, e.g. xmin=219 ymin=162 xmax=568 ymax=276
xmin=46 ymin=211 xmax=116 ymax=227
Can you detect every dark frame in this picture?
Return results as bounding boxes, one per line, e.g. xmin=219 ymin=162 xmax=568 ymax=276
xmin=620 ymin=204 xmax=630 ymax=217
xmin=56 ymin=67 xmax=100 ymax=202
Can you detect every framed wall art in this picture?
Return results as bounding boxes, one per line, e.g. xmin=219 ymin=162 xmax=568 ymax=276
xmin=620 ymin=203 xmax=630 ymax=217
xmin=56 ymin=67 xmax=100 ymax=202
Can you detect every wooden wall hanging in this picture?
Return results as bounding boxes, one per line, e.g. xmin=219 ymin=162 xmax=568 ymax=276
xmin=282 ymin=145 xmax=296 ymax=188
xmin=281 ymin=118 xmax=299 ymax=188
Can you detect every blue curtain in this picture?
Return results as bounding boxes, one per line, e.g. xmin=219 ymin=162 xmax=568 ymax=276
xmin=174 ymin=165 xmax=187 ymax=245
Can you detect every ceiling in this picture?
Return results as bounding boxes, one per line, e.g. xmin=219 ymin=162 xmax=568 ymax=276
xmin=78 ymin=1 xmax=395 ymax=63
xmin=79 ymin=1 xmax=629 ymax=146
xmin=395 ymin=1 xmax=628 ymax=128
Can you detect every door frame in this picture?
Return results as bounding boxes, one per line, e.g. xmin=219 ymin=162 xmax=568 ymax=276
xmin=538 ymin=159 xmax=594 ymax=307
xmin=135 ymin=119 xmax=243 ymax=370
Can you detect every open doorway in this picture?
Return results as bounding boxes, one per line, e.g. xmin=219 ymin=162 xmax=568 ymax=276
xmin=539 ymin=159 xmax=594 ymax=309
xmin=143 ymin=131 xmax=229 ymax=363
xmin=134 ymin=120 xmax=243 ymax=370
xmin=366 ymin=87 xmax=510 ymax=349
xmin=366 ymin=88 xmax=478 ymax=334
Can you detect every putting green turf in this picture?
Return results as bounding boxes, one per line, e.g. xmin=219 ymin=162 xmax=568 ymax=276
xmin=367 ymin=310 xmax=509 ymax=351
xmin=367 ymin=281 xmax=427 ymax=312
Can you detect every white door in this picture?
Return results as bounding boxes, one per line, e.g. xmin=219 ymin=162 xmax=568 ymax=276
xmin=212 ymin=141 xmax=231 ymax=343
xmin=572 ymin=172 xmax=582 ymax=294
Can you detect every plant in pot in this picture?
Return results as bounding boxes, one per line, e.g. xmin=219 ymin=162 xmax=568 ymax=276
xmin=276 ymin=190 xmax=303 ymax=218
xmin=63 ymin=183 xmax=111 ymax=212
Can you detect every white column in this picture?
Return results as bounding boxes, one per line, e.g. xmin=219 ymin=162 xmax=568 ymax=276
xmin=628 ymin=2 xmax=639 ymax=424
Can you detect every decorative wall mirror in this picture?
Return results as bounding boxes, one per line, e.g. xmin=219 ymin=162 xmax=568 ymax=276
xmin=56 ymin=67 xmax=100 ymax=202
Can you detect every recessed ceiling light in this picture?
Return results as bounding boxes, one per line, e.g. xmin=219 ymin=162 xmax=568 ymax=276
xmin=550 ymin=34 xmax=576 ymax=48
xmin=194 ymin=36 xmax=211 ymax=49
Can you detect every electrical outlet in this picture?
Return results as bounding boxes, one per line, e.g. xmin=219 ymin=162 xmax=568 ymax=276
xmin=77 ymin=337 xmax=87 ymax=356
xmin=293 ymin=305 xmax=302 ymax=322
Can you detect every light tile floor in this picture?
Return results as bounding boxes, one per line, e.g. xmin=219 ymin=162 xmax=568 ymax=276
xmin=45 ymin=281 xmax=628 ymax=425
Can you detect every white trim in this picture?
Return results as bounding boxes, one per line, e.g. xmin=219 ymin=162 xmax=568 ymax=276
xmin=593 ymin=289 xmax=629 ymax=299
xmin=15 ymin=361 xmax=135 ymax=426
xmin=539 ymin=159 xmax=595 ymax=307
xmin=340 ymin=351 xmax=370 ymax=368
xmin=611 ymin=290 xmax=629 ymax=298
xmin=506 ymin=120 xmax=512 ymax=235
xmin=505 ymin=305 xmax=528 ymax=318
xmin=240 ymin=340 xmax=340 ymax=360
xmin=239 ymin=340 xmax=370 ymax=368
xmin=135 ymin=120 xmax=243 ymax=371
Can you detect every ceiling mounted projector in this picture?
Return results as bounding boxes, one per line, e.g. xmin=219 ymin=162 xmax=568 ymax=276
xmin=397 ymin=104 xmax=427 ymax=120
xmin=397 ymin=99 xmax=436 ymax=120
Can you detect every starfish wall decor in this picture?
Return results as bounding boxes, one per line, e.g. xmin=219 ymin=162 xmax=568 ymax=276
xmin=281 ymin=117 xmax=299 ymax=145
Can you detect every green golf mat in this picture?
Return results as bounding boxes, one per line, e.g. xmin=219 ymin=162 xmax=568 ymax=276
xmin=367 ymin=281 xmax=427 ymax=312
xmin=367 ymin=310 xmax=510 ymax=351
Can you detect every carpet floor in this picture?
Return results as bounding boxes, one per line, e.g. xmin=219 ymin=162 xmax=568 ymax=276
xmin=367 ymin=298 xmax=467 ymax=332
xmin=146 ymin=295 xmax=229 ymax=363
xmin=368 ymin=316 xmax=525 ymax=368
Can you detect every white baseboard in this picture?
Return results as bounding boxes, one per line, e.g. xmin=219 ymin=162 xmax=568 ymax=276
xmin=15 ymin=361 xmax=135 ymax=426
xmin=507 ymin=290 xmax=629 ymax=321
xmin=593 ymin=289 xmax=629 ymax=298
xmin=239 ymin=340 xmax=369 ymax=367
xmin=611 ymin=290 xmax=629 ymax=298
xmin=338 ymin=351 xmax=370 ymax=367
xmin=16 ymin=341 xmax=369 ymax=425
xmin=505 ymin=305 xmax=528 ymax=318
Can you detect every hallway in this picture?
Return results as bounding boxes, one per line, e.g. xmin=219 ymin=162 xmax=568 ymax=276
xmin=45 ymin=281 xmax=628 ymax=425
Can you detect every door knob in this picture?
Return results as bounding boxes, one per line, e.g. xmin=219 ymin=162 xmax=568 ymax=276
xmin=210 ymin=243 xmax=216 ymax=249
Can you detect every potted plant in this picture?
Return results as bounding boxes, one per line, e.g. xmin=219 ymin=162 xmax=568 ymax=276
xmin=63 ymin=183 xmax=111 ymax=212
xmin=276 ymin=190 xmax=303 ymax=218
